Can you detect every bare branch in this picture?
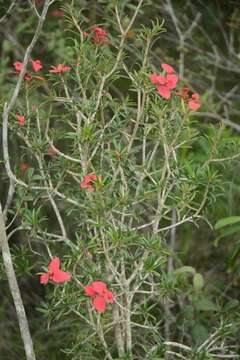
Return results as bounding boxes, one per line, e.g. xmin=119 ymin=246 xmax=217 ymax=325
xmin=1 ymin=1 xmax=54 ymax=358
xmin=0 ymin=0 xmax=17 ymax=24
xmin=0 ymin=204 xmax=36 ymax=360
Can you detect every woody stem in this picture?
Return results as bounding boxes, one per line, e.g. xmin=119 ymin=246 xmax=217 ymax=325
xmin=0 ymin=203 xmax=36 ymax=360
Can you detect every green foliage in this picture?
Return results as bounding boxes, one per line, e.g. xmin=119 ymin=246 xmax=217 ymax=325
xmin=0 ymin=0 xmax=240 ymax=359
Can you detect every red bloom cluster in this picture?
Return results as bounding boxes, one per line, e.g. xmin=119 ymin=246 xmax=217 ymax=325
xmin=31 ymin=60 xmax=42 ymax=72
xmin=16 ymin=114 xmax=25 ymax=126
xmin=13 ymin=60 xmax=71 ymax=79
xmin=13 ymin=61 xmax=30 ymax=81
xmin=175 ymin=86 xmax=189 ymax=100
xmin=49 ymin=64 xmax=71 ymax=73
xmin=150 ymin=63 xmax=201 ymax=110
xmin=13 ymin=59 xmax=43 ymax=81
xmin=40 ymin=257 xmax=71 ymax=284
xmin=39 ymin=259 xmax=114 ymax=313
xmin=84 ymin=27 xmax=109 ymax=44
xmin=13 ymin=61 xmax=23 ymax=72
xmin=91 ymin=27 xmax=109 ymax=44
xmin=85 ymin=281 xmax=114 ymax=313
xmin=176 ymin=86 xmax=201 ymax=110
xmin=188 ymin=93 xmax=201 ymax=110
xmin=150 ymin=63 xmax=178 ymax=99
xmin=80 ymin=173 xmax=98 ymax=192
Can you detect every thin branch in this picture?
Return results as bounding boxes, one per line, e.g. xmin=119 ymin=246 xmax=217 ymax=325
xmin=0 ymin=0 xmax=17 ymax=24
xmin=0 ymin=204 xmax=36 ymax=360
xmin=1 ymin=1 xmax=54 ymax=358
xmin=2 ymin=0 xmax=54 ymax=196
xmin=195 ymin=111 xmax=240 ymax=133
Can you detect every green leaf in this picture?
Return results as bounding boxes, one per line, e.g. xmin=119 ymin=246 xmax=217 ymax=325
xmin=214 ymin=224 xmax=240 ymax=246
xmin=224 ymin=299 xmax=239 ymax=311
xmin=195 ymin=299 xmax=218 ymax=312
xmin=193 ymin=273 xmax=204 ymax=291
xmin=174 ymin=266 xmax=196 ymax=275
xmin=214 ymin=216 xmax=240 ymax=230
xmin=192 ymin=324 xmax=209 ymax=343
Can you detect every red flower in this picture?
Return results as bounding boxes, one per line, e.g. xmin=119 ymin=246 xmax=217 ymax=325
xmin=150 ymin=63 xmax=178 ymax=100
xmin=24 ymin=73 xmax=32 ymax=81
xmin=91 ymin=27 xmax=109 ymax=44
xmin=149 ymin=73 xmax=162 ymax=85
xmin=40 ymin=257 xmax=71 ymax=285
xmin=176 ymin=87 xmax=201 ymax=110
xmin=188 ymin=93 xmax=201 ymax=110
xmin=80 ymin=173 xmax=98 ymax=192
xmin=156 ymin=74 xmax=178 ymax=99
xmin=31 ymin=59 xmax=42 ymax=72
xmin=176 ymin=86 xmax=190 ymax=100
xmin=13 ymin=61 xmax=23 ymax=72
xmin=20 ymin=163 xmax=30 ymax=171
xmin=17 ymin=115 xmax=25 ymax=126
xmin=13 ymin=61 xmax=32 ymax=81
xmin=49 ymin=64 xmax=71 ymax=73
xmin=157 ymin=85 xmax=170 ymax=99
xmin=84 ymin=281 xmax=114 ymax=313
xmin=161 ymin=63 xmax=175 ymax=74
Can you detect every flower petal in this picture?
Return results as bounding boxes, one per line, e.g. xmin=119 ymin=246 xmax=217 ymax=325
xmin=92 ymin=281 xmax=107 ymax=295
xmin=17 ymin=115 xmax=25 ymax=126
xmin=91 ymin=27 xmax=109 ymax=44
xmin=49 ymin=66 xmax=57 ymax=73
xmin=62 ymin=65 xmax=71 ymax=72
xmin=31 ymin=60 xmax=42 ymax=72
xmin=40 ymin=273 xmax=49 ymax=284
xmin=49 ymin=257 xmax=60 ymax=273
xmin=13 ymin=61 xmax=23 ymax=72
xmin=157 ymin=85 xmax=171 ymax=99
xmin=150 ymin=73 xmax=161 ymax=85
xmin=80 ymin=181 xmax=88 ymax=189
xmin=158 ymin=76 xmax=167 ymax=85
xmin=191 ymin=93 xmax=200 ymax=101
xmin=188 ymin=100 xmax=200 ymax=110
xmin=52 ymin=270 xmax=71 ymax=283
xmin=166 ymin=74 xmax=178 ymax=89
xmin=105 ymin=291 xmax=114 ymax=304
xmin=88 ymin=184 xmax=95 ymax=192
xmin=90 ymin=174 xmax=97 ymax=182
xmin=93 ymin=296 xmax=106 ymax=313
xmin=161 ymin=63 xmax=174 ymax=74
xmin=85 ymin=285 xmax=95 ymax=297
xmin=84 ymin=175 xmax=92 ymax=184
